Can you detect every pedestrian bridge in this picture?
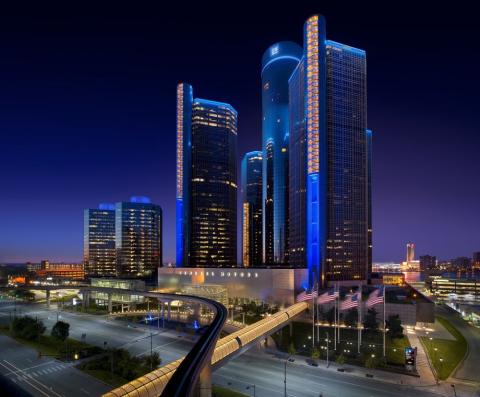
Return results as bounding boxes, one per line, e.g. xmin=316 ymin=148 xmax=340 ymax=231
xmin=103 ymin=301 xmax=308 ymax=397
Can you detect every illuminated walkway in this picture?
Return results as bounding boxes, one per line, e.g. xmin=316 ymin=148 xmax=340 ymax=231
xmin=103 ymin=301 xmax=308 ymax=397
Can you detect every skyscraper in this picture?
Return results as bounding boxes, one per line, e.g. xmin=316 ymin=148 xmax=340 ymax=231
xmin=116 ymin=196 xmax=162 ymax=279
xmin=176 ymin=83 xmax=237 ymax=267
xmin=83 ymin=204 xmax=116 ymax=277
xmin=241 ymin=151 xmax=263 ymax=267
xmin=473 ymin=252 xmax=480 ymax=270
xmin=419 ymin=255 xmax=436 ymax=271
xmin=261 ymin=42 xmax=302 ymax=266
xmin=289 ymin=15 xmax=369 ymax=287
xmin=406 ymin=243 xmax=415 ymax=263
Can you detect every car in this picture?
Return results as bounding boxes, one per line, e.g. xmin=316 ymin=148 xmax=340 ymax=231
xmin=309 ymin=361 xmax=319 ymax=367
xmin=288 ymin=357 xmax=295 ymax=362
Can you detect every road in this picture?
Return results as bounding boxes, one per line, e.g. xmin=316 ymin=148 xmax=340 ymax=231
xmin=0 ymin=300 xmax=475 ymax=397
xmin=436 ymin=304 xmax=480 ymax=383
xmin=213 ymin=351 xmax=450 ymax=397
xmin=0 ymin=334 xmax=111 ymax=397
xmin=0 ymin=300 xmax=194 ymax=397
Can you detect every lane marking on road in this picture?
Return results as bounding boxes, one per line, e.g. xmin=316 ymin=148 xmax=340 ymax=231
xmin=3 ymin=359 xmax=64 ymax=397
xmin=0 ymin=361 xmax=51 ymax=397
xmin=80 ymin=387 xmax=91 ymax=395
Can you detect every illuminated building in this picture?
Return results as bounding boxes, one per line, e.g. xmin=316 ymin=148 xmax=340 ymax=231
xmin=34 ymin=260 xmax=85 ymax=280
xmin=241 ymin=151 xmax=263 ymax=267
xmin=83 ymin=203 xmax=116 ymax=277
xmin=288 ymin=15 xmax=369 ymax=287
xmin=116 ymin=196 xmax=162 ymax=279
xmin=407 ymin=243 xmax=415 ymax=263
xmin=261 ymin=42 xmax=302 ymax=266
xmin=176 ymin=83 xmax=237 ymax=267
xmin=431 ymin=277 xmax=480 ymax=301
xmin=473 ymin=252 xmax=480 ymax=270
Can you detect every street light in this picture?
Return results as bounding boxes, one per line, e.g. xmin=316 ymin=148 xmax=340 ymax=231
xmin=451 ymin=384 xmax=457 ymax=397
xmin=246 ymin=384 xmax=256 ymax=397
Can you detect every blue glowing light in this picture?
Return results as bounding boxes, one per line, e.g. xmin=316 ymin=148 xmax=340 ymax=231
xmin=261 ymin=55 xmax=301 ymax=75
xmin=176 ymin=198 xmax=184 ymax=266
xmin=98 ymin=203 xmax=115 ymax=210
xmin=194 ymin=98 xmax=237 ymax=115
xmin=193 ymin=320 xmax=199 ymax=330
xmin=130 ymin=196 xmax=151 ymax=204
xmin=325 ymin=40 xmax=366 ymax=56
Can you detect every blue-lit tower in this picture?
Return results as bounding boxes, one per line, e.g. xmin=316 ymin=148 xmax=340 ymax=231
xmin=261 ymin=41 xmax=302 ymax=266
xmin=289 ymin=15 xmax=369 ymax=288
xmin=176 ymin=83 xmax=238 ymax=267
xmin=366 ymin=129 xmax=373 ymax=278
xmin=241 ymin=151 xmax=263 ymax=267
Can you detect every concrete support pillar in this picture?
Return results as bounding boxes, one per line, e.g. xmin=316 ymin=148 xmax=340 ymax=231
xmin=193 ymin=304 xmax=201 ymax=319
xmin=167 ymin=301 xmax=171 ymax=321
xmin=108 ymin=293 xmax=112 ymax=314
xmin=197 ymin=363 xmax=212 ymax=397
xmin=289 ymin=322 xmax=293 ymax=337
xmin=46 ymin=290 xmax=51 ymax=308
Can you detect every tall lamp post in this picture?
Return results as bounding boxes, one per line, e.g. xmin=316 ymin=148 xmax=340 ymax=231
xmin=246 ymin=384 xmax=256 ymax=397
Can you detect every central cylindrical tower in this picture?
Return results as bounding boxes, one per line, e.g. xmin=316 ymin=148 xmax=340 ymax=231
xmin=261 ymin=41 xmax=302 ymax=265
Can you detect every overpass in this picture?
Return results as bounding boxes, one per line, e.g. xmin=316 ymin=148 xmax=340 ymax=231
xmin=103 ymin=301 xmax=308 ymax=397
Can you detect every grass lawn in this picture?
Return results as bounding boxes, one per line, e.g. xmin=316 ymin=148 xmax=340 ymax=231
xmin=212 ymin=385 xmax=248 ymax=397
xmin=273 ymin=321 xmax=411 ymax=369
xmin=420 ymin=316 xmax=467 ymax=380
xmin=81 ymin=369 xmax=129 ymax=388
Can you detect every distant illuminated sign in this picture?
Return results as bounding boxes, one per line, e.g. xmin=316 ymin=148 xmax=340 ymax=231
xmin=271 ymin=45 xmax=279 ymax=56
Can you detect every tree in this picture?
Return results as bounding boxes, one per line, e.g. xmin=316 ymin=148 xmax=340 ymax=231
xmin=335 ymin=354 xmax=346 ymax=366
xmin=386 ymin=315 xmax=403 ymax=339
xmin=325 ymin=307 xmax=335 ymax=325
xmin=51 ymin=321 xmax=70 ymax=341
xmin=144 ymin=352 xmax=161 ymax=369
xmin=344 ymin=309 xmax=358 ymax=328
xmin=11 ymin=316 xmax=45 ymax=340
xmin=287 ymin=341 xmax=296 ymax=356
xmin=363 ymin=308 xmax=379 ymax=333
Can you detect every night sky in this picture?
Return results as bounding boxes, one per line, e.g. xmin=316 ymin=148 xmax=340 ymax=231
xmin=1 ymin=2 xmax=479 ymax=264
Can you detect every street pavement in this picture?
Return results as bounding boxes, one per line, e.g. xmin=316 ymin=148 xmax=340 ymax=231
xmin=213 ymin=350 xmax=449 ymax=397
xmin=0 ymin=334 xmax=111 ymax=397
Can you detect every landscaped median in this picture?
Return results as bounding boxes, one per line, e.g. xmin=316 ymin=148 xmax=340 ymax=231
xmin=420 ymin=316 xmax=467 ymax=380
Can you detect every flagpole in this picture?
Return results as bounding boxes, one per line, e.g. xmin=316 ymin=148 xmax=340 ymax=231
xmin=383 ymin=286 xmax=386 ymax=357
xmin=337 ymin=283 xmax=340 ymax=345
xmin=358 ymin=284 xmax=362 ymax=354
xmin=312 ymin=284 xmax=315 ymax=348
xmin=334 ymin=284 xmax=337 ymax=350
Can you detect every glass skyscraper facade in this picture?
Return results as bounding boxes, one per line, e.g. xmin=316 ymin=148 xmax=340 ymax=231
xmin=176 ymin=83 xmax=238 ymax=267
xmin=83 ymin=204 xmax=116 ymax=277
xmin=288 ymin=15 xmax=370 ymax=287
xmin=115 ymin=196 xmax=162 ymax=279
xmin=261 ymin=41 xmax=302 ymax=266
xmin=241 ymin=151 xmax=263 ymax=267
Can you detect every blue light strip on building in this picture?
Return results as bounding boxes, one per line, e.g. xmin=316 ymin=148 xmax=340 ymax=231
xmin=261 ymin=55 xmax=301 ymax=75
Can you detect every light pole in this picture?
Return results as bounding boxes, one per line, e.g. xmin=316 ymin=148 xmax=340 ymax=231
xmin=325 ymin=332 xmax=330 ymax=368
xmin=246 ymin=384 xmax=256 ymax=397
xmin=451 ymin=384 xmax=457 ymax=397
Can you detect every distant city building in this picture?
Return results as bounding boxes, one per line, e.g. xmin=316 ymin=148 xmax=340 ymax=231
xmin=241 ymin=151 xmax=263 ymax=267
xmin=32 ymin=260 xmax=85 ymax=280
xmin=473 ymin=251 xmax=480 ymax=270
xmin=261 ymin=42 xmax=302 ymax=266
xmin=419 ymin=255 xmax=437 ymax=271
xmin=116 ymin=196 xmax=162 ymax=280
xmin=288 ymin=15 xmax=369 ymax=286
xmin=451 ymin=256 xmax=471 ymax=270
xmin=83 ymin=203 xmax=116 ymax=277
xmin=406 ymin=243 xmax=415 ymax=263
xmin=176 ymin=83 xmax=237 ymax=267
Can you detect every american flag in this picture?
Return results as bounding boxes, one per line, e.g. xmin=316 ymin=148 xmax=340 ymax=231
xmin=317 ymin=288 xmax=339 ymax=304
xmin=340 ymin=292 xmax=359 ymax=311
xmin=297 ymin=289 xmax=318 ymax=302
xmin=366 ymin=287 xmax=384 ymax=307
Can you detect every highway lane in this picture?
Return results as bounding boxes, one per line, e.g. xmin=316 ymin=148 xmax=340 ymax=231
xmin=214 ymin=352 xmax=445 ymax=397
